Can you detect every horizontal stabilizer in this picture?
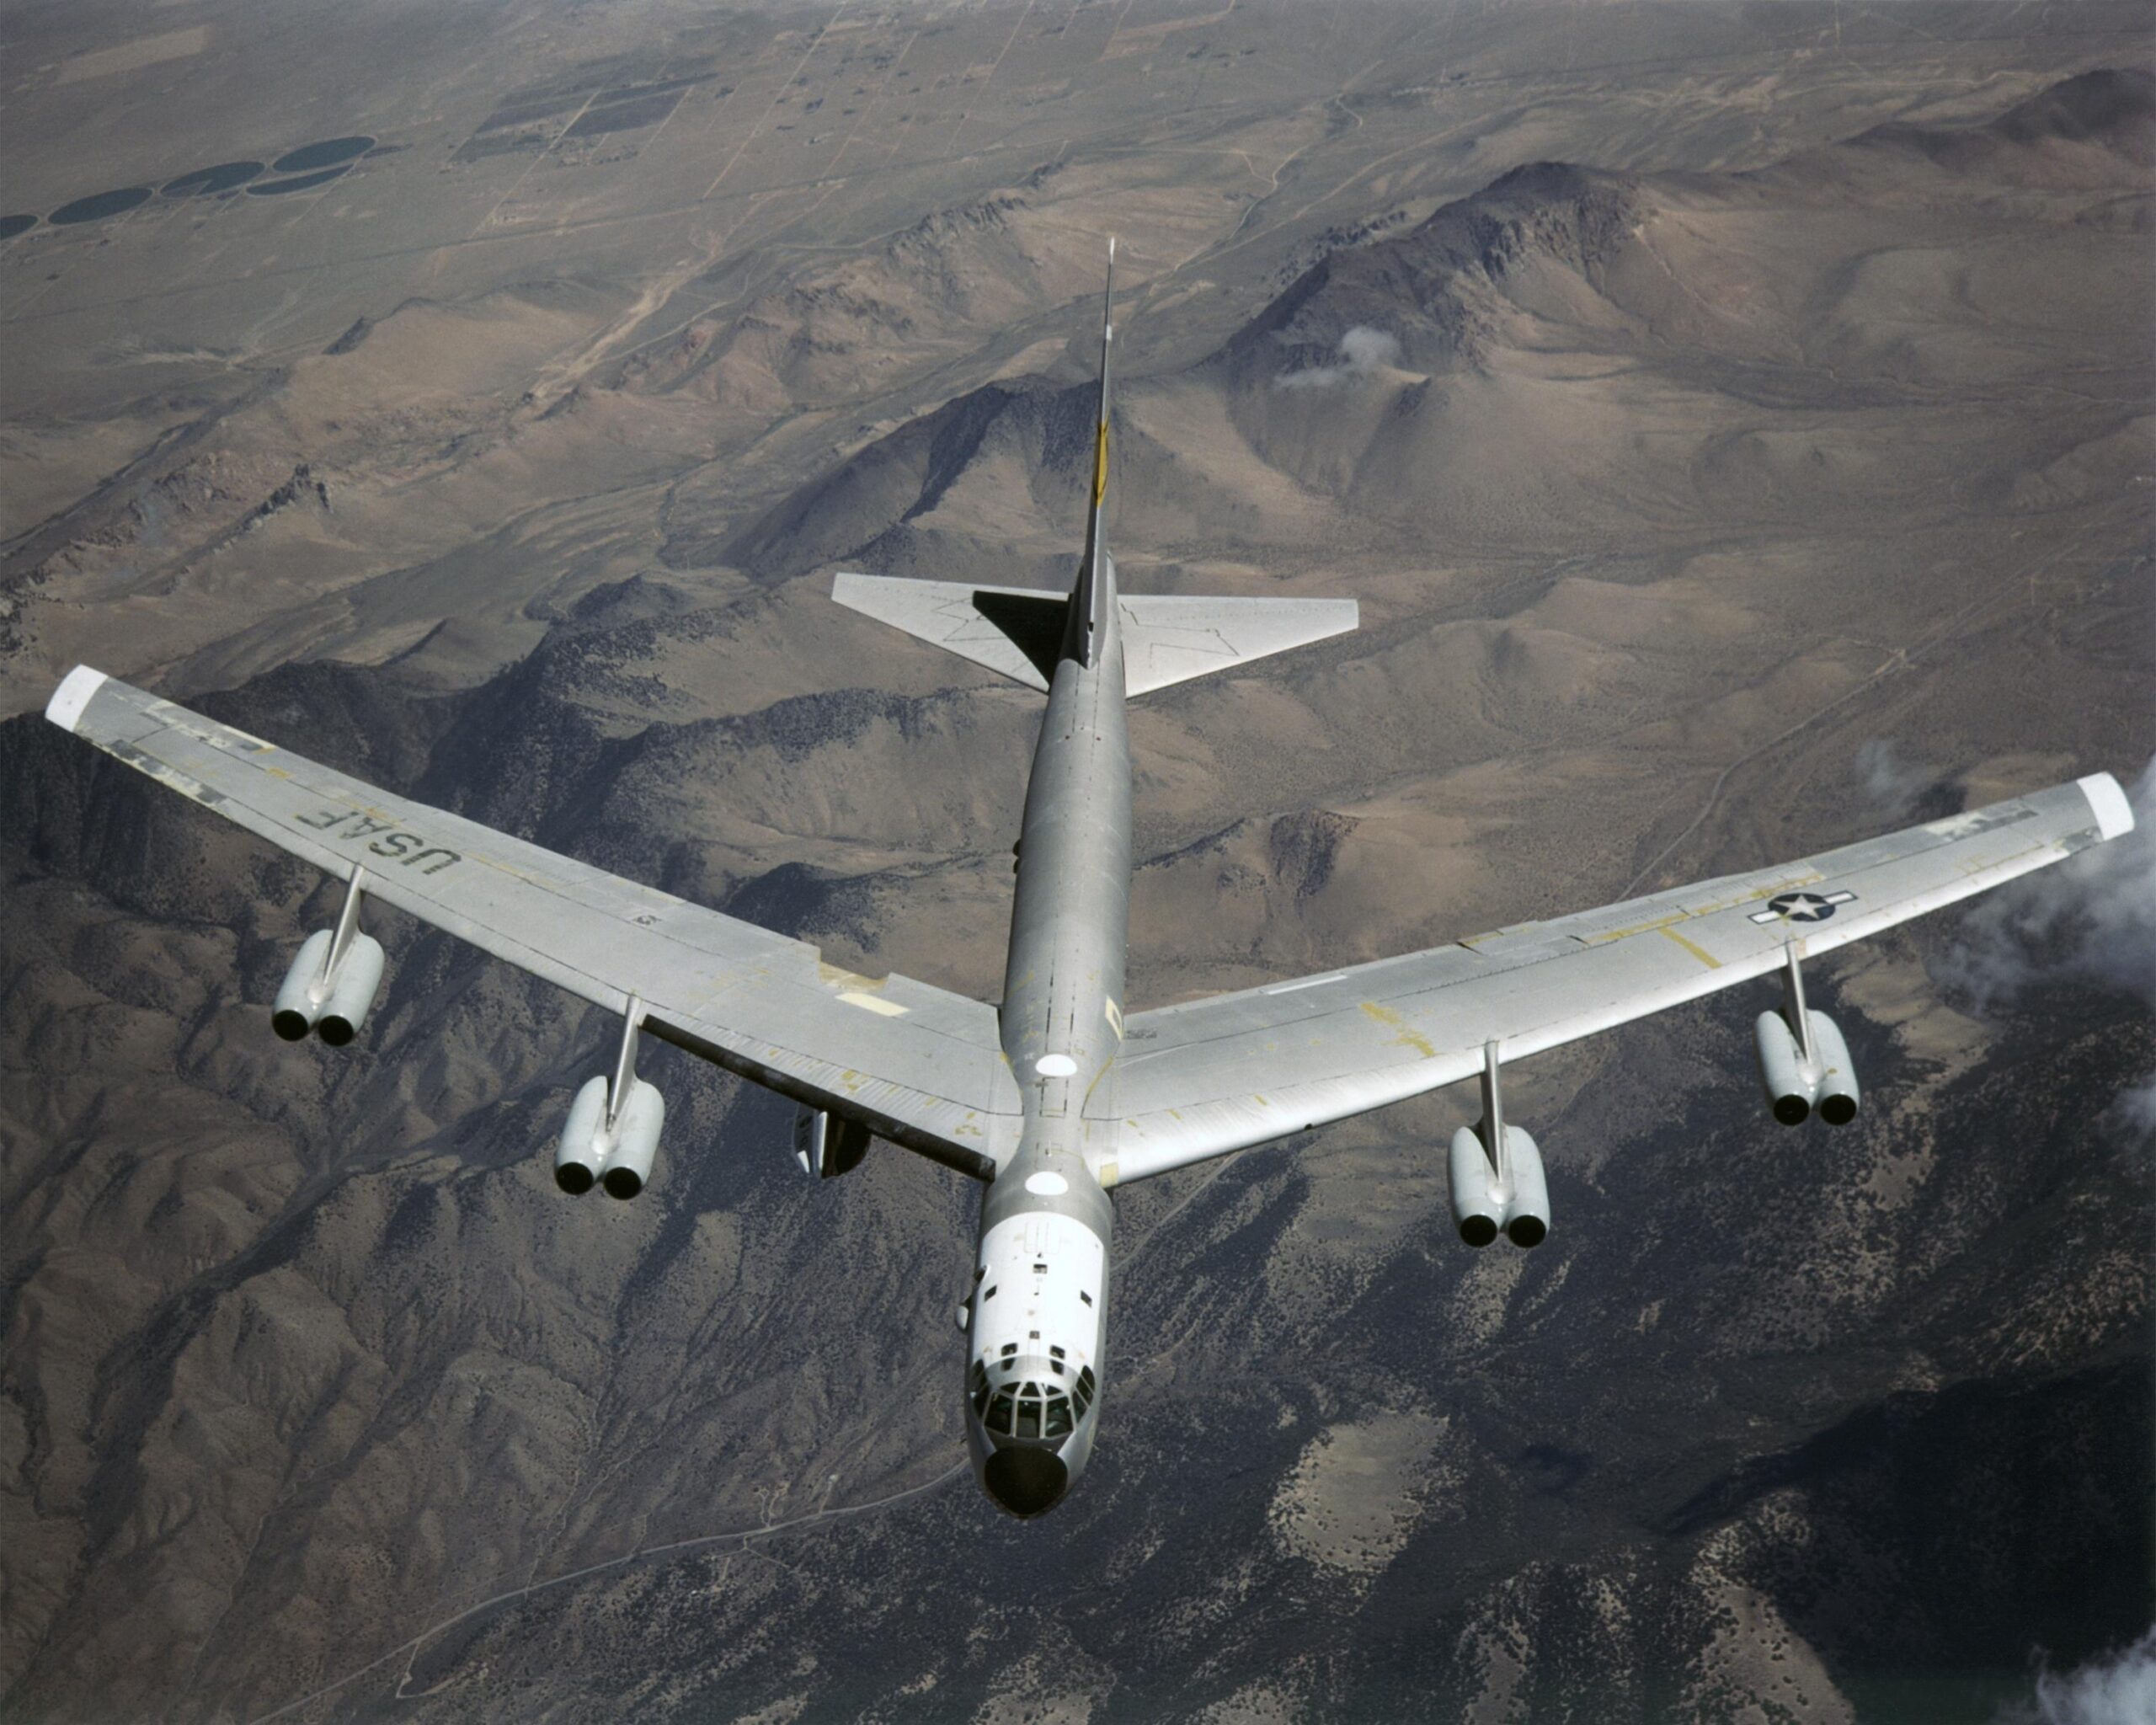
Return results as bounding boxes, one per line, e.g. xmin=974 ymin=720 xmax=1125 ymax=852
xmin=1120 ymin=595 xmax=1358 ymax=695
xmin=831 ymin=574 xmax=1068 ymax=693
xmin=834 ymin=575 xmax=1358 ymax=697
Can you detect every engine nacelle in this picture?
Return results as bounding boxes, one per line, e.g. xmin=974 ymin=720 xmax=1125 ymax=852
xmin=601 ymin=1079 xmax=664 ymax=1199
xmin=1754 ymin=1010 xmax=1814 ymax=1125
xmin=1449 ymin=1122 xmax=1550 ymax=1249
xmin=555 ymin=1076 xmax=610 ymax=1194
xmin=317 ymin=935 xmax=385 ymax=1046
xmin=1754 ymin=1008 xmax=1860 ymax=1126
xmin=1807 ymin=1011 xmax=1860 ymax=1126
xmin=272 ymin=931 xmax=336 ymax=1041
xmin=271 ymin=929 xmax=386 ymax=1044
xmin=792 ymin=1105 xmax=872 ymax=1178
xmin=554 ymin=1075 xmax=664 ymax=1199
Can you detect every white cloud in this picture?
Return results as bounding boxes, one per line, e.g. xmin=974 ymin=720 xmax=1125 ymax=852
xmin=1940 ymin=756 xmax=2156 ymax=1126
xmin=1996 ymin=1626 xmax=2156 ymax=1725
xmin=1275 ymin=325 xmax=1401 ymax=389
xmin=1854 ymin=738 xmax=1935 ymax=817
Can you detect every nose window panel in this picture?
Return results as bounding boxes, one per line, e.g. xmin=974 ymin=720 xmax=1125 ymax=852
xmin=1017 ymin=1397 xmax=1042 ymax=1440
xmin=1045 ymin=1396 xmax=1073 ymax=1438
xmin=987 ymin=1393 xmax=1015 ymax=1435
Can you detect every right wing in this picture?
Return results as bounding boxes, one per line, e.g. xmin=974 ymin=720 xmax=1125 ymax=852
xmin=1091 ymin=774 xmax=2132 ymax=1184
xmin=47 ymin=668 xmax=1023 ymax=1175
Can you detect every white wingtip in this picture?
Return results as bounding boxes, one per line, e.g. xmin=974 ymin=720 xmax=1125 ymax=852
xmin=45 ymin=665 xmax=108 ymax=734
xmin=2078 ymin=772 xmax=2135 ymax=841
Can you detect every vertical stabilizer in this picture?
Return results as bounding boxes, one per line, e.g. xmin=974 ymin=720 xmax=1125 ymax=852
xmin=1068 ymin=238 xmax=1116 ymax=667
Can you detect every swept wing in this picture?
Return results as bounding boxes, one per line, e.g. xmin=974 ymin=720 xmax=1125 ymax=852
xmin=1091 ymin=775 xmax=2132 ymax=1184
xmin=47 ymin=667 xmax=1022 ymax=1172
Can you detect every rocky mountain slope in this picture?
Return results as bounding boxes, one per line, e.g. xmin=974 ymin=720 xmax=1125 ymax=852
xmin=2 ymin=9 xmax=2151 ymax=1721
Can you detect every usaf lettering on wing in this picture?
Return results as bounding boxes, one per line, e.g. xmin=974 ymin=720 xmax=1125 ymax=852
xmin=295 ymin=806 xmax=462 ymax=874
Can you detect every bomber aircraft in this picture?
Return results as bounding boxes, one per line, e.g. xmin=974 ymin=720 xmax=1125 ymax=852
xmin=45 ymin=245 xmax=2136 ymax=1516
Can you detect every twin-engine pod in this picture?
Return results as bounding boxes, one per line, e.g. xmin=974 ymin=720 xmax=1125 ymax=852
xmin=555 ymin=1072 xmax=664 ymax=1199
xmin=1754 ymin=1009 xmax=1860 ymax=1125
xmin=792 ymin=1105 xmax=872 ymax=1178
xmin=1754 ymin=945 xmax=1861 ymax=1126
xmin=554 ymin=995 xmax=665 ymax=1199
xmin=271 ymin=872 xmax=384 ymax=1044
xmin=1448 ymin=1041 xmax=1550 ymax=1249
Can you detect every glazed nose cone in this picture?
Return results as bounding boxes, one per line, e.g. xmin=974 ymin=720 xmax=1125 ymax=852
xmin=983 ymin=1446 xmax=1069 ymax=1517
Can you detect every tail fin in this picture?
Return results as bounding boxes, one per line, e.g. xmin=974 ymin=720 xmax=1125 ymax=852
xmin=1067 ymin=238 xmax=1116 ymax=669
xmin=833 ymin=242 xmax=1358 ymax=696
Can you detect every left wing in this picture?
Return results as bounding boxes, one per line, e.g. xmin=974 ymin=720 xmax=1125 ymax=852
xmin=46 ymin=667 xmax=1023 ymax=1174
xmin=1091 ymin=774 xmax=2133 ymax=1184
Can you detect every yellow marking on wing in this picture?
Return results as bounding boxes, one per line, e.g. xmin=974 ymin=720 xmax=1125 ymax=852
xmin=1091 ymin=419 xmax=1109 ymax=506
xmin=1583 ymin=911 xmax=1685 ymax=945
xmin=1359 ymin=1000 xmax=1435 ymax=1059
xmin=1660 ymin=925 xmax=1722 ymax=969
xmin=838 ymin=991 xmax=908 ymax=1017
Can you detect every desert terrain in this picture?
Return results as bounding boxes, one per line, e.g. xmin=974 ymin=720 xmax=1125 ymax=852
xmin=1 ymin=2 xmax=2151 ymax=1720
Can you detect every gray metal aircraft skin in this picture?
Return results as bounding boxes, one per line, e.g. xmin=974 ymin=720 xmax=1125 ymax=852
xmin=44 ymin=249 xmax=2137 ymax=1519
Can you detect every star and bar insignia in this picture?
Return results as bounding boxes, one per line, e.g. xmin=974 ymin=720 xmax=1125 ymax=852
xmin=1750 ymin=889 xmax=1858 ymax=925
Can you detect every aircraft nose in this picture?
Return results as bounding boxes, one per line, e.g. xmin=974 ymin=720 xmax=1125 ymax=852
xmin=982 ymin=1445 xmax=1070 ymax=1517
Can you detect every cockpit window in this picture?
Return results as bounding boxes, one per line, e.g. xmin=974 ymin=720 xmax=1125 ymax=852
xmin=1074 ymin=1365 xmax=1097 ymax=1417
xmin=1000 ymin=1343 xmax=1018 ymax=1357
xmin=1045 ymin=1397 xmax=1073 ymax=1438
xmin=1017 ymin=1397 xmax=1041 ymax=1439
xmin=986 ymin=1393 xmax=1015 ymax=1435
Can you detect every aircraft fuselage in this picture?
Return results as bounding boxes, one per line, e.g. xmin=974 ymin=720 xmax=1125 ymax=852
xmin=964 ymin=555 xmax=1129 ymax=1515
